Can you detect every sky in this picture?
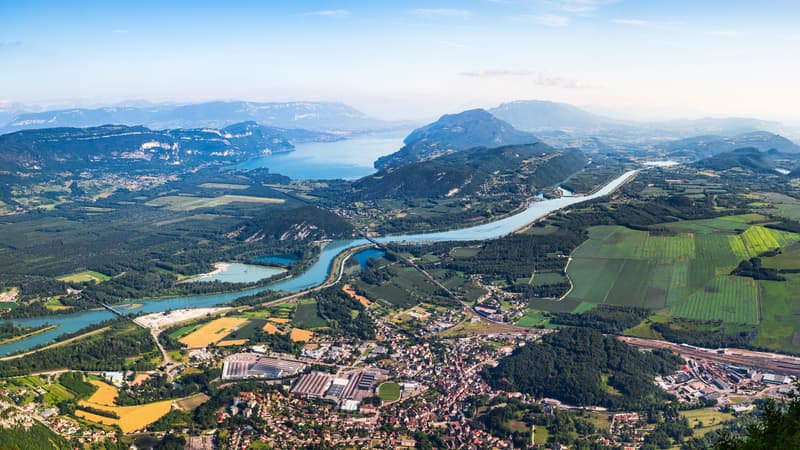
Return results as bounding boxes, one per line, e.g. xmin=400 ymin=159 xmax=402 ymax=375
xmin=1 ymin=0 xmax=799 ymax=123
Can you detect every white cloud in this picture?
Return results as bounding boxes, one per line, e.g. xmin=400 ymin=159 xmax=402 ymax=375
xmin=521 ymin=13 xmax=570 ymax=26
xmin=306 ymin=9 xmax=350 ymax=18
xmin=411 ymin=8 xmax=472 ymax=19
xmin=459 ymin=69 xmax=591 ymax=88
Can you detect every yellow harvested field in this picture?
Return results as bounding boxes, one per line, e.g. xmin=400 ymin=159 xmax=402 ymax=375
xmin=262 ymin=322 xmax=279 ymax=334
xmin=290 ymin=328 xmax=314 ymax=342
xmin=78 ymin=400 xmax=173 ymax=433
xmin=268 ymin=317 xmax=290 ymax=324
xmin=179 ymin=317 xmax=249 ymax=348
xmin=343 ymin=284 xmax=371 ymax=307
xmin=78 ymin=381 xmax=173 ymax=433
xmin=217 ymin=339 xmax=248 ymax=346
xmin=75 ymin=409 xmax=118 ymax=427
xmin=86 ymin=380 xmax=118 ymax=406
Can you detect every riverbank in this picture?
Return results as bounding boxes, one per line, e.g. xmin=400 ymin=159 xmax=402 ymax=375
xmin=0 ymin=324 xmax=58 ymax=346
xmin=0 ymin=326 xmax=110 ymax=361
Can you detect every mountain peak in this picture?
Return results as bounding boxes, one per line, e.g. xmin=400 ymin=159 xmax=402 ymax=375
xmin=375 ymin=109 xmax=537 ymax=169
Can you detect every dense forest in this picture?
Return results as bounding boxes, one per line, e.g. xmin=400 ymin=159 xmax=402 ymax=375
xmin=0 ymin=423 xmax=72 ymax=450
xmin=0 ymin=321 xmax=157 ymax=376
xmin=482 ymin=328 xmax=682 ymax=410
xmin=548 ymin=305 xmax=652 ymax=334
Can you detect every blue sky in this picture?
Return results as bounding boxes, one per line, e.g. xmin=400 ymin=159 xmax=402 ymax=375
xmin=1 ymin=0 xmax=799 ymax=122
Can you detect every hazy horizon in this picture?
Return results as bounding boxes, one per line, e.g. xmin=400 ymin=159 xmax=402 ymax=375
xmin=3 ymin=0 xmax=800 ymax=124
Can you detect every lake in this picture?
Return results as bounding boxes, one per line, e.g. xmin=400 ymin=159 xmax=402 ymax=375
xmin=236 ymin=130 xmax=407 ymax=179
xmin=0 ymin=170 xmax=637 ymax=355
xmin=351 ymin=248 xmax=386 ymax=269
xmin=186 ymin=263 xmax=285 ymax=284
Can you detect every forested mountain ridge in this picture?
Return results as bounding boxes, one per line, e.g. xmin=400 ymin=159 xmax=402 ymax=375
xmin=229 ymin=205 xmax=356 ymax=242
xmin=0 ymin=121 xmax=338 ymax=174
xmin=373 ymin=109 xmax=538 ymax=169
xmin=354 ymin=143 xmax=587 ymax=200
xmin=693 ymin=147 xmax=779 ymax=173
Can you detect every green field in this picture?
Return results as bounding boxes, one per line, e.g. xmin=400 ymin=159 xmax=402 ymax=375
xmin=530 ymin=271 xmax=567 ymax=286
xmin=56 ymin=270 xmax=111 ymax=284
xmin=168 ymin=323 xmax=202 ymax=340
xmin=449 ymin=246 xmax=480 ymax=258
xmin=292 ymin=301 xmax=326 ymax=329
xmin=754 ymin=274 xmax=800 ymax=351
xmin=680 ymin=409 xmax=734 ymax=437
xmin=378 ymin=382 xmax=401 ymax=402
xmin=562 ymin=217 xmax=799 ymax=335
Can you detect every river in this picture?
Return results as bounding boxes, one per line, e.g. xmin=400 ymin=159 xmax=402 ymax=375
xmin=0 ymin=170 xmax=637 ymax=356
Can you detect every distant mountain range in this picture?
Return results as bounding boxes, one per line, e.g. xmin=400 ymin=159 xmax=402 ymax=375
xmin=662 ymin=131 xmax=800 ymax=159
xmin=487 ymin=100 xmax=784 ymax=138
xmin=373 ymin=109 xmax=538 ymax=169
xmin=1 ymin=101 xmax=397 ymax=134
xmin=489 ymin=100 xmax=621 ymax=131
xmin=692 ymin=147 xmax=800 ymax=176
xmin=0 ymin=121 xmax=338 ymax=174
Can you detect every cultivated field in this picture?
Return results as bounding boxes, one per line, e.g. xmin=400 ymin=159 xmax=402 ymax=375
xmin=85 ymin=380 xmax=118 ymax=406
xmin=289 ymin=328 xmax=314 ymax=342
xmin=179 ymin=317 xmax=249 ymax=348
xmin=565 ymin=217 xmax=798 ymax=329
xmin=77 ymin=380 xmax=173 ymax=433
xmin=292 ymin=301 xmax=327 ymax=329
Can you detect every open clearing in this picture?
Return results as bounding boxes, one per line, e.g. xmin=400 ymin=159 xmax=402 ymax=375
xmin=146 ymin=195 xmax=284 ymax=211
xmin=680 ymin=409 xmax=734 ymax=437
xmin=56 ymin=270 xmax=110 ymax=284
xmin=179 ymin=317 xmax=249 ymax=348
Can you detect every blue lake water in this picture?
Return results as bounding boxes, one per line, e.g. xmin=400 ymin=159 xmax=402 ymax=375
xmin=351 ymin=248 xmax=386 ymax=269
xmin=186 ymin=263 xmax=285 ymax=284
xmin=236 ymin=130 xmax=407 ymax=180
xmin=0 ymin=170 xmax=637 ymax=356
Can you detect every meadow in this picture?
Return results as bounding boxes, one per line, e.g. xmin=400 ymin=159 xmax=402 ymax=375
xmin=56 ymin=270 xmax=110 ymax=284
